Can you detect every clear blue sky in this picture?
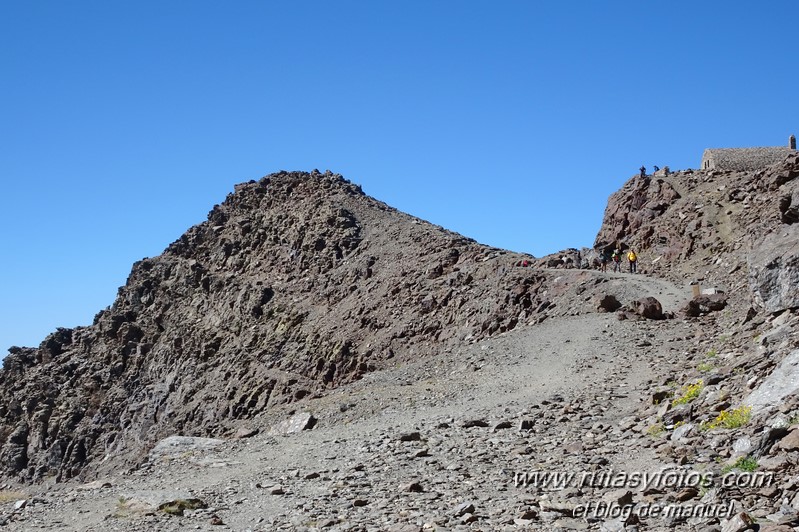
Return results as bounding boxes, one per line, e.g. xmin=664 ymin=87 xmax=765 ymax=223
xmin=2 ymin=1 xmax=797 ymax=353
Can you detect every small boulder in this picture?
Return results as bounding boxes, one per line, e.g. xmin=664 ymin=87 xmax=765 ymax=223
xmin=461 ymin=419 xmax=489 ymax=428
xmin=595 ymin=294 xmax=622 ymax=313
xmin=453 ymin=501 xmax=476 ymax=517
xmin=268 ymin=412 xmax=316 ymax=435
xmin=662 ymin=404 xmax=693 ymax=426
xmin=603 ymin=489 xmax=633 ymax=506
xmin=777 ymin=429 xmax=799 ymax=452
xmin=492 ymin=421 xmax=513 ymax=432
xmin=148 ymin=436 xmax=224 ymax=462
xmin=671 ymin=423 xmax=695 ymax=442
xmin=633 ymin=296 xmax=665 ymax=320
xmin=401 ymin=481 xmax=424 ymax=493
xmin=119 ymin=490 xmax=205 ymax=515
xmin=683 ymin=293 xmax=728 ymax=317
xmin=721 ymin=512 xmax=754 ymax=532
xmin=234 ymin=426 xmax=259 ymax=439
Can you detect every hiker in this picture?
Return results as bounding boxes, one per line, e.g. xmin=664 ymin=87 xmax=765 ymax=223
xmin=639 ymin=165 xmax=646 ymax=178
xmin=612 ymin=248 xmax=622 ymax=272
xmin=599 ymin=249 xmax=609 ymax=272
xmin=653 ymin=165 xmax=660 ymax=172
xmin=628 ymin=249 xmax=638 ymax=273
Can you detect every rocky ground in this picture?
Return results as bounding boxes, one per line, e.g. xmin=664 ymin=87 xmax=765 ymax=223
xmin=0 ymin=269 xmax=689 ymax=531
xmin=4 ymin=267 xmax=799 ymax=531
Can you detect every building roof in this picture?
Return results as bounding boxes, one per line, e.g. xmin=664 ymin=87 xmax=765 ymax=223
xmin=701 ymin=147 xmax=794 ymax=172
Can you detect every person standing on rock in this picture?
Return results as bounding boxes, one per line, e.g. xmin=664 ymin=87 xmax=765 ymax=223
xmin=627 ymin=249 xmax=638 ymax=273
xmin=639 ymin=165 xmax=646 ymax=178
xmin=612 ymin=248 xmax=622 ymax=272
xmin=599 ymin=249 xmax=609 ymax=272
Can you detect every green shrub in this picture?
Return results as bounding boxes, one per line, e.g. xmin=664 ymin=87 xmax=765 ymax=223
xmin=722 ymin=456 xmax=758 ymax=473
xmin=702 ymin=406 xmax=752 ymax=430
xmin=672 ymin=380 xmax=704 ymax=407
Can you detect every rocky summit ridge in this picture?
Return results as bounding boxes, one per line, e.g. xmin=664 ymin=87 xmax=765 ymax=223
xmin=1 ymin=154 xmax=799 ymax=532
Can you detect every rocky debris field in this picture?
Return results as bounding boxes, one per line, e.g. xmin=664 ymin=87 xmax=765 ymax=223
xmin=0 ymin=275 xmax=693 ymax=531
xmin=3 ymin=264 xmax=799 ymax=532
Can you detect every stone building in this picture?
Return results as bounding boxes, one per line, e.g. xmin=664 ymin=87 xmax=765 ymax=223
xmin=701 ymin=135 xmax=796 ymax=172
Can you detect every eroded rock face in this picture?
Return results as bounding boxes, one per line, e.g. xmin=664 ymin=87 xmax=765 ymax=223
xmin=595 ymin=175 xmax=681 ymax=252
xmin=588 ymin=153 xmax=799 ymax=296
xmin=744 ymin=350 xmax=799 ymax=413
xmin=4 ymin=153 xmax=799 ymax=490
xmin=0 ymin=171 xmax=561 ymax=482
xmin=749 ymin=230 xmax=799 ymax=314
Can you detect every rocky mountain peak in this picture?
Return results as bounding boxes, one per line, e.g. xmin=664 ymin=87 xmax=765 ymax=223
xmin=1 ymin=170 xmax=560 ymax=481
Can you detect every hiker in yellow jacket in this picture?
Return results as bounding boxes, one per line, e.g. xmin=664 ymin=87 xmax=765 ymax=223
xmin=627 ymin=249 xmax=638 ymax=273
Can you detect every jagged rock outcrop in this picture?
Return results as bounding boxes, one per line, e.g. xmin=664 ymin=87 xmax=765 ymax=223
xmin=589 ymin=153 xmax=799 ymax=302
xmin=748 ymin=230 xmax=799 ymax=314
xmin=0 ymin=171 xmax=564 ymax=482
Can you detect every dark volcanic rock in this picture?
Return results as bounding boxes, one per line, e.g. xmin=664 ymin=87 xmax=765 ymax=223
xmin=633 ymin=296 xmax=665 ymax=320
xmin=596 ymin=294 xmax=622 ymax=312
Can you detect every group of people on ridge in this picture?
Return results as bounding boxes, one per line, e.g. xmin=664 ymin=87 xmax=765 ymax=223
xmin=599 ymin=247 xmax=637 ymax=273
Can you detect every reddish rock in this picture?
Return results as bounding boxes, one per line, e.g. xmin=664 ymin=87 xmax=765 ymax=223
xmin=634 ymin=297 xmax=665 ymax=320
xmin=777 ymin=429 xmax=799 ymax=451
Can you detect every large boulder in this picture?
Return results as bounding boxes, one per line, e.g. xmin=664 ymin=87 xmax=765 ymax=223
xmin=616 ymin=296 xmax=666 ymax=321
xmin=682 ymin=293 xmax=728 ymax=317
xmin=749 ymin=231 xmax=799 ymax=314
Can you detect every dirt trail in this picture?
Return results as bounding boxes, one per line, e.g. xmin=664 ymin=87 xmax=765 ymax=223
xmin=542 ymin=266 xmax=689 ymax=310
